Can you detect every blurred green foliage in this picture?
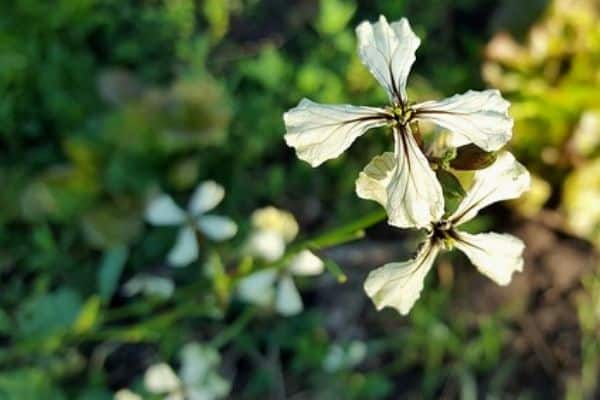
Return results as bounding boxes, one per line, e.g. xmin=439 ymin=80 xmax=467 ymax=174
xmin=0 ymin=0 xmax=597 ymax=398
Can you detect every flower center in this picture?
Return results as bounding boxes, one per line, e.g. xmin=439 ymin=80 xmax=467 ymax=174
xmin=431 ymin=220 xmax=455 ymax=250
xmin=389 ymin=106 xmax=414 ymax=126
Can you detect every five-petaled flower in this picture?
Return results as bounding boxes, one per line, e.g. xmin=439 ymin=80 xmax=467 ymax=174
xmin=283 ymin=15 xmax=513 ymax=228
xmin=359 ymin=152 xmax=530 ymax=314
xmin=145 ymin=181 xmax=237 ymax=267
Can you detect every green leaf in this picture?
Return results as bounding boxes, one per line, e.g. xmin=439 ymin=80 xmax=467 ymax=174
xmin=73 ymin=296 xmax=102 ymax=334
xmin=0 ymin=369 xmax=65 ymax=400
xmin=97 ymin=246 xmax=128 ymax=301
xmin=16 ymin=288 xmax=82 ymax=341
xmin=315 ymin=0 xmax=357 ymax=35
xmin=436 ymin=169 xmax=466 ymax=199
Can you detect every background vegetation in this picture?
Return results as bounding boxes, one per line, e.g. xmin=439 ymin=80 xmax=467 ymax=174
xmin=1 ymin=0 xmax=599 ymax=398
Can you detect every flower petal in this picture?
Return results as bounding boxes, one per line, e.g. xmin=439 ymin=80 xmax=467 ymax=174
xmin=379 ymin=127 xmax=443 ymax=228
xmin=144 ymin=363 xmax=181 ymax=394
xmin=276 ymin=275 xmax=303 ymax=316
xmin=449 ymin=152 xmax=530 ymax=226
xmin=246 ymin=230 xmax=286 ymax=262
xmin=454 ymin=231 xmax=525 ymax=285
xmin=283 ymin=98 xmax=389 ymax=167
xmin=413 ymin=89 xmax=513 ymax=151
xmin=167 ymin=227 xmax=199 ymax=267
xmin=188 ymin=181 xmax=225 ymax=215
xmin=364 ymin=240 xmax=440 ymax=315
xmin=289 ymin=250 xmax=324 ymax=276
xmin=237 ymin=269 xmax=277 ymax=306
xmin=197 ymin=215 xmax=237 ymax=241
xmin=123 ymin=274 xmax=175 ymax=299
xmin=114 ymin=389 xmax=143 ymax=400
xmin=355 ymin=152 xmax=396 ymax=208
xmin=356 ymin=16 xmax=420 ymax=103
xmin=145 ymin=195 xmax=186 ymax=226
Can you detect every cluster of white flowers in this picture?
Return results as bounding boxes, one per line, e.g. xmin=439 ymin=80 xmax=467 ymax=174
xmin=284 ymin=16 xmax=531 ymax=315
xmin=115 ymin=342 xmax=230 ymax=400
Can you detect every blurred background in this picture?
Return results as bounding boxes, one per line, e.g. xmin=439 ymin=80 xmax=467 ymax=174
xmin=1 ymin=0 xmax=599 ymax=398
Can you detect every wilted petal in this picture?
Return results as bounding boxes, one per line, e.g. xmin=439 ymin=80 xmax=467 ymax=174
xmin=449 ymin=152 xmax=530 ymax=226
xmin=237 ymin=269 xmax=277 ymax=306
xmin=454 ymin=231 xmax=525 ymax=285
xmin=144 ymin=363 xmax=181 ymax=394
xmin=275 ymin=275 xmax=303 ymax=316
xmin=386 ymin=127 xmax=444 ymax=228
xmin=167 ymin=227 xmax=199 ymax=267
xmin=197 ymin=215 xmax=237 ymax=241
xmin=283 ymin=98 xmax=389 ymax=167
xmin=356 ymin=16 xmax=420 ymax=103
xmin=288 ymin=250 xmax=324 ymax=276
xmin=364 ymin=240 xmax=440 ymax=315
xmin=413 ymin=89 xmax=513 ymax=151
xmin=188 ymin=181 xmax=225 ymax=215
xmin=145 ymin=195 xmax=186 ymax=226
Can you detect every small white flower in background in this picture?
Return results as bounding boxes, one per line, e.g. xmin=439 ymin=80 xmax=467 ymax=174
xmin=360 ymin=152 xmax=530 ymax=314
xmin=144 ymin=343 xmax=230 ymax=400
xmin=283 ymin=15 xmax=513 ymax=228
xmin=145 ymin=181 xmax=237 ymax=267
xmin=123 ymin=274 xmax=175 ymax=299
xmin=238 ymin=207 xmax=324 ymax=316
xmin=114 ymin=389 xmax=142 ymax=400
xmin=322 ymin=340 xmax=367 ymax=373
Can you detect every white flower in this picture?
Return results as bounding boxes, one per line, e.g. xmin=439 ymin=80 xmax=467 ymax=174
xmin=123 ymin=274 xmax=175 ymax=299
xmin=144 ymin=343 xmax=230 ymax=400
xmin=284 ymin=15 xmax=513 ymax=228
xmin=361 ymin=152 xmax=530 ymax=314
xmin=238 ymin=207 xmax=324 ymax=316
xmin=145 ymin=181 xmax=237 ymax=267
xmin=114 ymin=389 xmax=142 ymax=400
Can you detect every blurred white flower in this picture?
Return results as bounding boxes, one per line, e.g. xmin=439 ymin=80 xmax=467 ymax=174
xmin=238 ymin=207 xmax=324 ymax=316
xmin=145 ymin=181 xmax=237 ymax=267
xmin=323 ymin=340 xmax=367 ymax=372
xmin=114 ymin=389 xmax=142 ymax=400
xmin=123 ymin=274 xmax=175 ymax=299
xmin=284 ymin=15 xmax=513 ymax=228
xmin=361 ymin=152 xmax=530 ymax=314
xmin=144 ymin=343 xmax=230 ymax=400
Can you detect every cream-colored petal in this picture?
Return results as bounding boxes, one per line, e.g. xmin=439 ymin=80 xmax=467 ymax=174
xmin=288 ymin=250 xmax=324 ymax=276
xmin=386 ymin=127 xmax=444 ymax=228
xmin=283 ymin=98 xmax=389 ymax=167
xmin=413 ymin=89 xmax=513 ymax=151
xmin=355 ymin=152 xmax=396 ymax=208
xmin=246 ymin=230 xmax=287 ymax=262
xmin=237 ymin=269 xmax=277 ymax=307
xmin=144 ymin=363 xmax=181 ymax=394
xmin=454 ymin=231 xmax=525 ymax=285
xmin=449 ymin=152 xmax=530 ymax=226
xmin=275 ymin=275 xmax=303 ymax=316
xmin=114 ymin=389 xmax=142 ymax=400
xmin=250 ymin=206 xmax=299 ymax=243
xmin=196 ymin=215 xmax=237 ymax=241
xmin=364 ymin=240 xmax=440 ymax=315
xmin=356 ymin=15 xmax=420 ymax=103
xmin=188 ymin=181 xmax=225 ymax=215
xmin=145 ymin=195 xmax=186 ymax=226
xmin=167 ymin=227 xmax=199 ymax=267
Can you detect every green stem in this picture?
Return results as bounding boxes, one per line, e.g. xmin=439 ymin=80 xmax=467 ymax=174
xmin=210 ymin=306 xmax=257 ymax=349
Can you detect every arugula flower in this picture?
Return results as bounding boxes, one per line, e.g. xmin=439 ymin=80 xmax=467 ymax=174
xmin=359 ymin=152 xmax=530 ymax=314
xmin=284 ymin=16 xmax=513 ymax=228
xmin=145 ymin=181 xmax=237 ymax=267
xmin=237 ymin=207 xmax=324 ymax=316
